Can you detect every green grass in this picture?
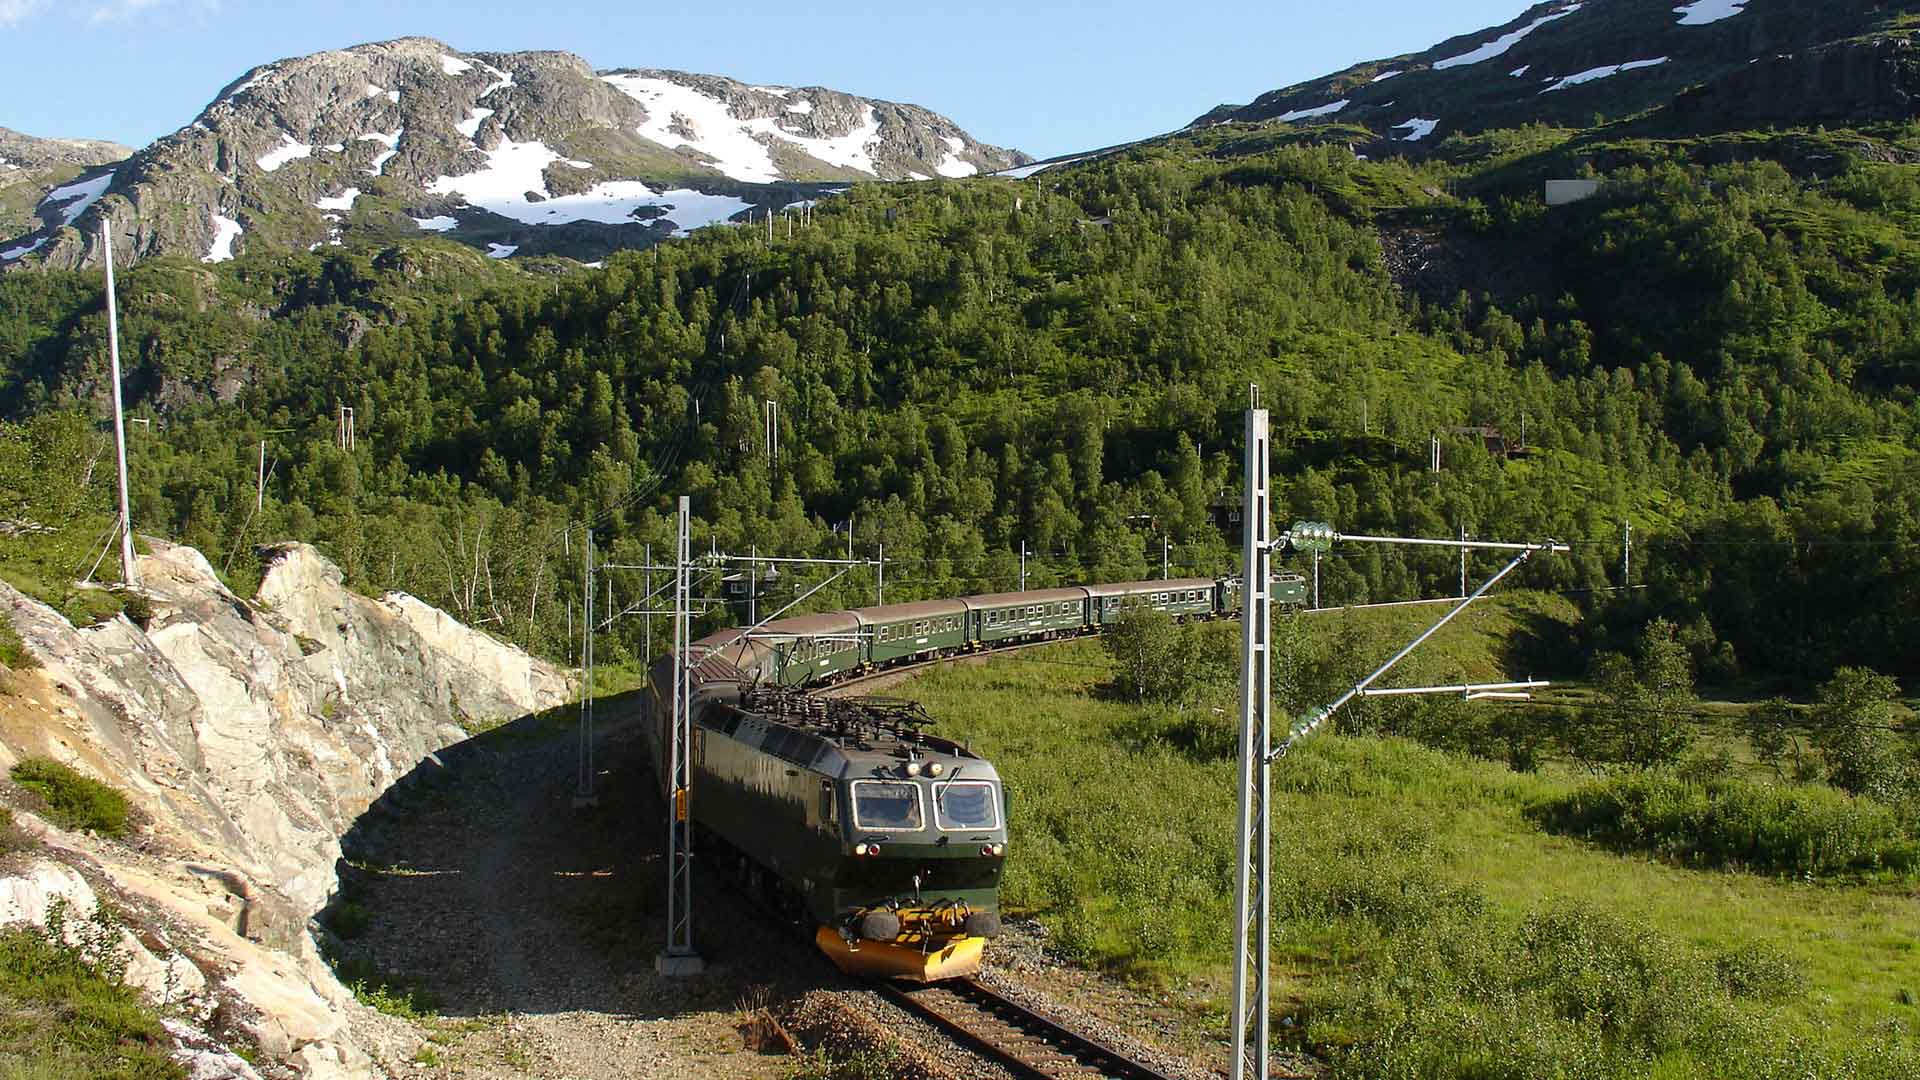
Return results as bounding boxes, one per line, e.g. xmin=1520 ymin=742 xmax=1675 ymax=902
xmin=0 ymin=805 xmax=39 ymax=858
xmin=10 ymin=758 xmax=131 ymax=838
xmin=898 ymin=602 xmax=1920 ymax=1078
xmin=0 ymin=513 xmax=130 ymax=628
xmin=0 ymin=904 xmax=184 ymax=1080
xmin=1534 ymin=772 xmax=1919 ymax=878
xmin=0 ymin=614 xmax=35 ymax=671
xmin=324 ymin=953 xmax=438 ymax=1020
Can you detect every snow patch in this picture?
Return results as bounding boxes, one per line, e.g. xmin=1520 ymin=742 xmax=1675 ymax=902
xmin=1675 ymin=0 xmax=1746 ymax=26
xmin=413 ymin=215 xmax=459 ymax=232
xmin=994 ymin=156 xmax=1085 ymax=179
xmin=1434 ymin=5 xmax=1581 ymax=69
xmin=908 ymin=172 xmax=931 ymax=181
xmin=456 ymin=108 xmax=494 ymax=139
xmin=0 ymin=236 xmax=48 ymax=261
xmin=478 ymin=62 xmax=515 ymax=99
xmin=365 ymin=83 xmax=386 ymax=99
xmin=602 ymin=73 xmax=885 ymax=182
xmin=257 ymin=134 xmax=313 ymax=173
xmin=1394 ymin=118 xmax=1440 ymax=142
xmin=440 ymin=54 xmax=472 ymax=76
xmin=42 ymin=171 xmax=114 ymax=227
xmin=1541 ymin=57 xmax=1669 ymax=93
xmin=787 ymin=98 xmax=814 ymax=115
xmin=315 ymin=189 xmax=361 ymax=211
xmin=934 ymin=135 xmax=976 ymax=178
xmin=1372 ymin=70 xmax=1403 ymax=82
xmin=426 ymin=134 xmax=754 ymax=236
xmin=1276 ymin=99 xmax=1350 ymax=122
xmin=203 ymin=214 xmax=242 ymax=263
xmin=487 ymin=243 xmax=518 ymax=259
xmin=1510 ymin=65 xmax=1531 ymax=77
xmin=358 ymin=129 xmax=403 ymax=176
xmin=322 ymin=143 xmax=345 ymax=153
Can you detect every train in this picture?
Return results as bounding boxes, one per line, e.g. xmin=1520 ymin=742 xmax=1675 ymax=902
xmin=643 ymin=571 xmax=1306 ymax=981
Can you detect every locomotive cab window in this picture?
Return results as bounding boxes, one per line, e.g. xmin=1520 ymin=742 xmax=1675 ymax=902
xmin=933 ymin=780 xmax=1000 ymax=831
xmin=851 ymin=780 xmax=924 ymax=830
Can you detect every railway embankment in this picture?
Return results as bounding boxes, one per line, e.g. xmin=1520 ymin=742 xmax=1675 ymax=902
xmin=0 ymin=540 xmax=570 ymax=1078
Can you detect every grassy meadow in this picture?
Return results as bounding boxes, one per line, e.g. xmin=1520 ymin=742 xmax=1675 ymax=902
xmin=899 ymin=596 xmax=1920 ymax=1079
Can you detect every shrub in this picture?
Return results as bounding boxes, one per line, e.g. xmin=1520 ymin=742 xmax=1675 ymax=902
xmin=0 ymin=805 xmax=39 ymax=857
xmin=9 ymin=758 xmax=131 ymax=838
xmin=0 ymin=899 xmax=183 ymax=1080
xmin=1530 ymin=772 xmax=1918 ymax=877
xmin=0 ymin=616 xmax=36 ymax=671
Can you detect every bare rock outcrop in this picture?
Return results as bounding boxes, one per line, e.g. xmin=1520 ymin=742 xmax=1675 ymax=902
xmin=0 ymin=539 xmax=573 ymax=1078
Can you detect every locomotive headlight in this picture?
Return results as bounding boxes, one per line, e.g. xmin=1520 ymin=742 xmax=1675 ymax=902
xmin=981 ymin=843 xmax=1005 ymax=857
xmin=854 ymin=843 xmax=871 ymax=856
xmin=904 ymin=761 xmax=923 ymax=777
xmin=925 ymin=762 xmax=945 ymax=777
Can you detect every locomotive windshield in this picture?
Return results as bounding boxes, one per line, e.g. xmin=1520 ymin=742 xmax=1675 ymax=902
xmin=851 ymin=780 xmax=924 ymax=830
xmin=933 ymin=780 xmax=1000 ymax=831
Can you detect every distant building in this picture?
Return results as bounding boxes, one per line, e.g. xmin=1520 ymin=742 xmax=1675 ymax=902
xmin=1545 ymin=179 xmax=1605 ymax=206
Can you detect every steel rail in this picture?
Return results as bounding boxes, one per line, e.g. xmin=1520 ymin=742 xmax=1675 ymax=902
xmin=875 ymin=977 xmax=1182 ymax=1080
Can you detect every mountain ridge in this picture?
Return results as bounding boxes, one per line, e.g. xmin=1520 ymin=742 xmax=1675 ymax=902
xmin=1192 ymin=0 xmax=1917 ymax=147
xmin=0 ymin=36 xmax=1027 ymax=270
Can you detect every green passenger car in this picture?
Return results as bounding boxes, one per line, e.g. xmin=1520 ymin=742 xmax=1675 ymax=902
xmin=761 ymin=612 xmax=863 ymax=684
xmin=852 ymin=599 xmax=970 ymax=665
xmin=1086 ymin=578 xmax=1218 ymax=625
xmin=962 ymin=588 xmax=1090 ymax=643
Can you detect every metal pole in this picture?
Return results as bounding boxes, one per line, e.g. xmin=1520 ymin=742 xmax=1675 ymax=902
xmin=643 ymin=543 xmax=652 ymax=669
xmin=1623 ymin=521 xmax=1632 ymax=586
xmin=102 ymin=229 xmax=137 ymax=587
xmin=1312 ymin=549 xmax=1321 ymax=609
xmin=257 ymin=440 xmax=267 ymax=514
xmin=749 ymin=544 xmax=757 ymax=626
xmin=1163 ymin=535 xmax=1170 ymax=580
xmin=659 ymin=497 xmax=703 ymax=974
xmin=877 ymin=543 xmax=885 ymax=606
xmin=577 ymin=530 xmax=596 ymax=803
xmin=1020 ymin=541 xmax=1028 ymax=590
xmin=1459 ymin=526 xmax=1468 ymax=598
xmin=1231 ymin=395 xmax=1272 ymax=1080
xmin=1286 ymin=549 xmax=1534 ymax=750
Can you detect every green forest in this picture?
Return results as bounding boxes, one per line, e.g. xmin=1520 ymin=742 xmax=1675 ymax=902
xmin=4 ymin=119 xmax=1920 ymax=694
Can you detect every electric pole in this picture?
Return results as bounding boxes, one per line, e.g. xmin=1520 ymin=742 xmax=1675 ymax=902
xmin=101 ymin=229 xmax=137 ymax=587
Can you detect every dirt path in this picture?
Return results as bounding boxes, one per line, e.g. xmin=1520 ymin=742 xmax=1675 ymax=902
xmin=325 ymin=690 xmax=1232 ymax=1080
xmin=329 ymin=697 xmax=808 ymax=1079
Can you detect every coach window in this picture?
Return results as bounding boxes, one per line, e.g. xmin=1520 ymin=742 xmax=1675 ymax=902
xmin=852 ymin=780 xmax=924 ymax=830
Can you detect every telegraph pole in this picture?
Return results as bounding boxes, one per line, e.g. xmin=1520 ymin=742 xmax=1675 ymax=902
xmin=1162 ymin=534 xmax=1170 ymax=580
xmin=1622 ymin=521 xmax=1632 ymax=585
xmin=575 ymin=530 xmax=597 ymax=808
xmin=256 ymin=440 xmax=267 ymax=514
xmin=876 ymin=543 xmax=885 ymax=605
xmin=1232 ymin=392 xmax=1568 ymax=1078
xmin=1231 ymin=386 xmax=1273 ymax=1080
xmin=658 ymin=497 xmax=703 ymax=975
xmin=1020 ymin=541 xmax=1028 ymax=590
xmin=1459 ymin=526 xmax=1468 ymax=598
xmin=101 ymin=229 xmax=137 ymax=586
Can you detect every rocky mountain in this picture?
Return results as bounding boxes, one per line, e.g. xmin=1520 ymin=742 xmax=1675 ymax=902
xmin=0 ymin=36 xmax=1027 ymax=270
xmin=1192 ymin=0 xmax=1919 ymax=148
xmin=1 ymin=540 xmax=572 ymax=1078
xmin=0 ymin=127 xmax=131 ymax=250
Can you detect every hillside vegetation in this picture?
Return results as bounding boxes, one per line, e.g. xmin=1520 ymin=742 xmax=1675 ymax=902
xmin=4 ymin=117 xmax=1920 ymax=694
xmin=901 ymin=610 xmax=1920 ymax=1080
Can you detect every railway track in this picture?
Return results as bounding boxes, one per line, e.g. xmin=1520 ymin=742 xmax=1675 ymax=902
xmin=874 ymin=976 xmax=1183 ymax=1080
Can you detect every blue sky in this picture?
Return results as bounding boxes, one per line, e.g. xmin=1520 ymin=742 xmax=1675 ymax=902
xmin=1 ymin=1 xmax=1535 ymax=158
